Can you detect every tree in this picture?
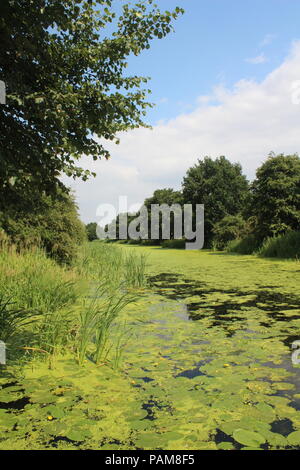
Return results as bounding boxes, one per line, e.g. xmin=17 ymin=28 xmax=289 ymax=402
xmin=250 ymin=153 xmax=300 ymax=239
xmin=0 ymin=0 xmax=184 ymax=195
xmin=182 ymin=156 xmax=249 ymax=246
xmin=86 ymin=222 xmax=98 ymax=241
xmin=144 ymin=188 xmax=183 ymax=243
xmin=144 ymin=188 xmax=183 ymax=208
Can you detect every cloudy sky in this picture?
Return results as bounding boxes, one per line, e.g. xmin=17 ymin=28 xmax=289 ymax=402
xmin=64 ymin=0 xmax=300 ymax=223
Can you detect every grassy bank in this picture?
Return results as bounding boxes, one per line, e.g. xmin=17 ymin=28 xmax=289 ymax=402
xmin=0 ymin=242 xmax=147 ymax=367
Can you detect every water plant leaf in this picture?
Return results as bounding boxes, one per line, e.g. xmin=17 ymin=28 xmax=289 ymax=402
xmin=232 ymin=429 xmax=266 ymax=447
xmin=287 ymin=430 xmax=300 ymax=446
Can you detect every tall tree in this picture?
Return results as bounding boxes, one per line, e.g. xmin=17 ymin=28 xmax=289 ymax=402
xmin=144 ymin=188 xmax=183 ymax=242
xmin=182 ymin=156 xmax=249 ymax=246
xmin=86 ymin=222 xmax=98 ymax=241
xmin=0 ymin=0 xmax=183 ymax=195
xmin=251 ymin=153 xmax=300 ymax=239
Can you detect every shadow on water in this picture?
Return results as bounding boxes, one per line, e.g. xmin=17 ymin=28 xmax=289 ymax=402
xmin=271 ymin=418 xmax=295 ymax=436
xmin=146 ymin=272 xmax=300 ymax=443
xmin=0 ymin=395 xmax=30 ymax=410
xmin=142 ymin=398 xmax=173 ymax=421
xmin=174 ymin=360 xmax=210 ymax=379
xmin=148 ymin=273 xmax=300 ymax=326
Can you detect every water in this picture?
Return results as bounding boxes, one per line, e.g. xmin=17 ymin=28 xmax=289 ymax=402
xmin=120 ymin=261 xmax=300 ymax=450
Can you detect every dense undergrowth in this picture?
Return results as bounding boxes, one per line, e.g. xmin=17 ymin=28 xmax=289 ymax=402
xmin=228 ymin=231 xmax=300 ymax=259
xmin=0 ymin=242 xmax=147 ymax=368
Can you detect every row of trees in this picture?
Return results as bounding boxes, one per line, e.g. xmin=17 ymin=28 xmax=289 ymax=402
xmin=88 ymin=153 xmax=300 ymax=252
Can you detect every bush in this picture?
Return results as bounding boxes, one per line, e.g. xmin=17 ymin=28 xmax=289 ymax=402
xmin=227 ymin=235 xmax=261 ymax=255
xmin=161 ymin=239 xmax=186 ymax=249
xmin=0 ymin=191 xmax=86 ymax=264
xmin=212 ymin=215 xmax=246 ymax=250
xmin=258 ymin=231 xmax=300 ymax=259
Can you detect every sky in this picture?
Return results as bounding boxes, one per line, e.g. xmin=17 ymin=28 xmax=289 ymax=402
xmin=63 ymin=0 xmax=300 ymax=223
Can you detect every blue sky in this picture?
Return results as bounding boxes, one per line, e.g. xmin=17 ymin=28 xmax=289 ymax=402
xmin=66 ymin=0 xmax=300 ymax=222
xmin=125 ymin=0 xmax=300 ymax=123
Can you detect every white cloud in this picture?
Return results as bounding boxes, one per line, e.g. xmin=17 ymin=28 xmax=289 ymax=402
xmin=65 ymin=42 xmax=300 ymax=223
xmin=245 ymin=53 xmax=268 ymax=64
xmin=260 ymin=34 xmax=276 ymax=47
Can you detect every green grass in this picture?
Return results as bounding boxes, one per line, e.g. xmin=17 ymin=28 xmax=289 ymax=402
xmin=0 ymin=247 xmax=80 ymax=359
xmin=76 ymin=241 xmax=148 ymax=288
xmin=0 ymin=246 xmax=79 ymax=313
xmin=0 ymin=242 xmax=147 ymax=364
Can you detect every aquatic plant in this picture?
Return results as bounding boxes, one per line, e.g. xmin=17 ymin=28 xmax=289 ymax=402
xmin=76 ymin=280 xmax=137 ymax=366
xmin=0 ymin=295 xmax=38 ymax=343
xmin=123 ymin=252 xmax=148 ymax=288
xmin=2 ymin=245 xmax=300 ymax=450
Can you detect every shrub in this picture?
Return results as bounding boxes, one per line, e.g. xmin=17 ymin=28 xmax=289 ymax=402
xmin=0 ymin=191 xmax=86 ymax=264
xmin=258 ymin=231 xmax=300 ymax=259
xmin=212 ymin=215 xmax=246 ymax=250
xmin=161 ymin=239 xmax=186 ymax=249
xmin=227 ymin=235 xmax=261 ymax=255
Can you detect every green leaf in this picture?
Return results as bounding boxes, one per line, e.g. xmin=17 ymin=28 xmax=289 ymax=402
xmin=287 ymin=430 xmax=300 ymax=446
xmin=233 ymin=429 xmax=266 ymax=447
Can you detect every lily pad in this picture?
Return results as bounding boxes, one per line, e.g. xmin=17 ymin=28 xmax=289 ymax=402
xmin=287 ymin=430 xmax=300 ymax=446
xmin=233 ymin=429 xmax=266 ymax=447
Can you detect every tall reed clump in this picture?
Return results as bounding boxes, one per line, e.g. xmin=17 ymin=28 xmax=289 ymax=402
xmin=75 ymin=242 xmax=123 ymax=287
xmin=123 ymin=252 xmax=148 ymax=288
xmin=76 ymin=241 xmax=148 ymax=289
xmin=76 ymin=282 xmax=136 ymax=366
xmin=258 ymin=231 xmax=300 ymax=259
xmin=73 ymin=242 xmax=148 ymax=366
xmin=0 ymin=246 xmax=80 ymax=360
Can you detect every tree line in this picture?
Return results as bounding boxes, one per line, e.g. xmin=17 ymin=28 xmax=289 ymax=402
xmin=87 ymin=153 xmax=300 ymax=258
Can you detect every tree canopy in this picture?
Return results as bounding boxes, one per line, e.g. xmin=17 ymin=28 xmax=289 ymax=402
xmin=0 ymin=0 xmax=183 ymax=195
xmin=182 ymin=156 xmax=249 ymax=245
xmin=251 ymin=153 xmax=300 ymax=239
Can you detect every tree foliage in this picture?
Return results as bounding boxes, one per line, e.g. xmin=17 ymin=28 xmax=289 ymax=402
xmin=144 ymin=188 xmax=183 ymax=242
xmin=0 ymin=189 xmax=86 ymax=263
xmin=86 ymin=222 xmax=98 ymax=241
xmin=182 ymin=156 xmax=249 ymax=246
xmin=250 ymin=153 xmax=300 ymax=239
xmin=144 ymin=188 xmax=183 ymax=208
xmin=0 ymin=0 xmax=184 ymax=195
